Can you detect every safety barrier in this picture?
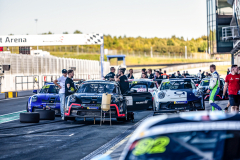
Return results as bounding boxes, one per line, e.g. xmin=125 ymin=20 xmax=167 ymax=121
xmin=0 ymin=53 xmax=110 ymax=92
xmin=15 ymin=76 xmax=39 ymax=91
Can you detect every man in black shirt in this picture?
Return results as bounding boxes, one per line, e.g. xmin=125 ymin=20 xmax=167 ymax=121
xmin=115 ymin=69 xmax=129 ymax=94
xmin=127 ymin=69 xmax=134 ymax=79
xmin=104 ymin=67 xmax=115 ymax=81
xmin=65 ymin=70 xmax=76 ymax=97
xmin=171 ymin=72 xmax=176 ymax=78
xmin=148 ymin=69 xmax=154 ymax=79
xmin=154 ymin=71 xmax=161 ymax=79
xmin=177 ymin=71 xmax=182 ymax=78
xmin=185 ymin=71 xmax=190 ymax=76
xmin=159 ymin=69 xmax=163 ymax=75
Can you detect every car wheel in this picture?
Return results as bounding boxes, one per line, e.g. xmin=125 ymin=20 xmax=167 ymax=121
xmin=20 ymin=112 xmax=40 ymax=123
xmin=26 ymin=102 xmax=29 ymax=112
xmin=35 ymin=110 xmax=55 ymax=120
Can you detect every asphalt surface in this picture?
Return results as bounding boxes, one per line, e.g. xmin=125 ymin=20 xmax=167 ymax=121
xmin=0 ymin=96 xmax=230 ymax=160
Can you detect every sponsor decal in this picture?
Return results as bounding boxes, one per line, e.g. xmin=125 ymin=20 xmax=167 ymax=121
xmin=174 ymin=101 xmax=187 ymax=104
xmin=87 ymin=107 xmax=99 ymax=109
xmin=136 ymin=100 xmax=148 ymax=104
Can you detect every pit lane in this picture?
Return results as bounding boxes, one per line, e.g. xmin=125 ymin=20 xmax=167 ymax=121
xmin=0 ymin=97 xmax=229 ymax=160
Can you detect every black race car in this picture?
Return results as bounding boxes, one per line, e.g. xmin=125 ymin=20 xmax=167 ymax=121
xmin=64 ymin=80 xmax=153 ymax=121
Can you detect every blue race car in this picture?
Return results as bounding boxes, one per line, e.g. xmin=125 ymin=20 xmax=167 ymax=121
xmin=27 ymin=83 xmax=61 ymax=115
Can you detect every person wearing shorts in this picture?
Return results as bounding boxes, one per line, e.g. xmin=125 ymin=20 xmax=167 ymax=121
xmin=223 ymin=65 xmax=240 ymax=112
xmin=207 ymin=64 xmax=222 ymax=111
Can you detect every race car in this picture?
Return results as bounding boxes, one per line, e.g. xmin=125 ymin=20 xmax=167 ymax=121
xmin=128 ymin=79 xmax=158 ymax=95
xmin=27 ymin=82 xmax=60 ymax=115
xmin=64 ymin=80 xmax=153 ymax=121
xmin=153 ymin=79 xmax=205 ymax=112
xmin=198 ymin=78 xmax=228 ymax=100
xmin=120 ymin=111 xmax=240 ymax=160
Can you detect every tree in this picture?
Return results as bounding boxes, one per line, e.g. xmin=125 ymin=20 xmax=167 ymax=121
xmin=167 ymin=39 xmax=174 ymax=46
xmin=74 ymin=30 xmax=82 ymax=34
xmin=63 ymin=32 xmax=68 ymax=34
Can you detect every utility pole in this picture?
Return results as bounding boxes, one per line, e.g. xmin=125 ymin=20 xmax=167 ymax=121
xmin=151 ymin=47 xmax=153 ymax=58
xmin=185 ymin=46 xmax=187 ymax=59
xmin=35 ymin=19 xmax=38 ymax=50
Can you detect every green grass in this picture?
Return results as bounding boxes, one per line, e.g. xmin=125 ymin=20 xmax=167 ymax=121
xmin=50 ymin=52 xmax=226 ymax=66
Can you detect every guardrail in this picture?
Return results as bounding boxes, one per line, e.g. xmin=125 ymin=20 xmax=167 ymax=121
xmin=15 ymin=76 xmax=39 ymax=91
xmin=222 ymin=26 xmax=240 ymax=40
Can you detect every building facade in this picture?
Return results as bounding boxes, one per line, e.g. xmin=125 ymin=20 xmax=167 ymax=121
xmin=207 ymin=0 xmax=233 ymax=54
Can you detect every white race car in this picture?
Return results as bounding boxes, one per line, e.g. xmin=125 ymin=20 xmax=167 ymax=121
xmin=153 ymin=79 xmax=205 ymax=112
xmin=128 ymin=79 xmax=159 ymax=96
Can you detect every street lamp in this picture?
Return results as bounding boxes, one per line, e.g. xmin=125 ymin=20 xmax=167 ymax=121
xmin=35 ymin=19 xmax=38 ymax=50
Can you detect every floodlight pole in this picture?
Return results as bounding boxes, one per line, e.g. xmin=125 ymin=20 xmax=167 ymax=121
xmin=100 ymin=36 xmax=104 ymax=79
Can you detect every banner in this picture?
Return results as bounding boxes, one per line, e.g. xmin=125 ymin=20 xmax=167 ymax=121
xmin=0 ymin=33 xmax=103 ymax=46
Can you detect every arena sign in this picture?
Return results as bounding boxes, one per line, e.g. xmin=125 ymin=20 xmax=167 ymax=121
xmin=0 ymin=33 xmax=105 ymax=78
xmin=0 ymin=34 xmax=103 ymax=46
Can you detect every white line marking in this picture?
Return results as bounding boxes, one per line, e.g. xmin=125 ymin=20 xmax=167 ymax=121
xmin=69 ymin=133 xmax=74 ymax=136
xmin=0 ymin=110 xmax=26 ymax=116
xmin=103 ymin=134 xmax=132 ymax=156
xmin=0 ymin=96 xmax=30 ymax=102
xmin=0 ymin=134 xmax=73 ymax=137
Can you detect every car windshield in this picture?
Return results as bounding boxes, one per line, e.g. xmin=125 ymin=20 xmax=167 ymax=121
xmin=160 ymin=81 xmax=195 ymax=90
xmin=130 ymin=82 xmax=155 ymax=88
xmin=39 ymin=85 xmax=59 ymax=94
xmin=77 ymin=83 xmax=116 ymax=93
xmin=125 ymin=130 xmax=240 ymax=160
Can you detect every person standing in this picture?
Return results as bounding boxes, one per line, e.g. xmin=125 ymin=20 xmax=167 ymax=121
xmin=223 ymin=65 xmax=240 ymax=112
xmin=171 ymin=72 xmax=176 ymax=78
xmin=159 ymin=69 xmax=163 ymax=76
xmin=53 ymin=69 xmax=68 ymax=119
xmin=197 ymin=70 xmax=202 ymax=79
xmin=104 ymin=67 xmax=116 ymax=81
xmin=127 ymin=69 xmax=134 ymax=79
xmin=185 ymin=71 xmax=190 ymax=76
xmin=161 ymin=70 xmax=169 ymax=79
xmin=206 ymin=64 xmax=222 ymax=111
xmin=148 ymin=69 xmax=154 ymax=79
xmin=65 ymin=70 xmax=76 ymax=97
xmin=177 ymin=71 xmax=181 ymax=78
xmin=227 ymin=68 xmax=230 ymax=75
xmin=115 ymin=69 xmax=129 ymax=94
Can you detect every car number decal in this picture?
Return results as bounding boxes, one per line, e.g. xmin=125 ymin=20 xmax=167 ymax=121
xmin=87 ymin=107 xmax=99 ymax=109
xmin=132 ymin=136 xmax=170 ymax=156
xmin=174 ymin=101 xmax=187 ymax=104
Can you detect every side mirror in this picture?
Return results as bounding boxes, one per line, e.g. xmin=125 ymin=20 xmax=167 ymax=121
xmin=33 ymin=90 xmax=37 ymax=94
xmin=195 ymin=84 xmax=199 ymax=87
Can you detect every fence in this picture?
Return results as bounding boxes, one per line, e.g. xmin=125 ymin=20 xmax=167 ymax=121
xmin=0 ymin=53 xmax=110 ymax=92
xmin=15 ymin=76 xmax=39 ymax=91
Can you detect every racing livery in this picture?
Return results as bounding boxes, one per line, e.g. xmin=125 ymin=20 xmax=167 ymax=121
xmin=64 ymin=80 xmax=153 ymax=121
xmin=153 ymin=79 xmax=204 ymax=112
xmin=27 ymin=83 xmax=60 ymax=115
xmin=120 ymin=112 xmax=240 ymax=160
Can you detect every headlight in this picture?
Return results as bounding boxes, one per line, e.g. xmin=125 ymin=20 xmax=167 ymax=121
xmin=69 ymin=95 xmax=76 ymax=102
xmin=31 ymin=96 xmax=38 ymax=102
xmin=158 ymin=92 xmax=165 ymax=99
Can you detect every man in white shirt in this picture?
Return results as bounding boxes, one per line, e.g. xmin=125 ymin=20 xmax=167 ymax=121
xmin=54 ymin=69 xmax=68 ymax=119
xmin=197 ymin=70 xmax=202 ymax=79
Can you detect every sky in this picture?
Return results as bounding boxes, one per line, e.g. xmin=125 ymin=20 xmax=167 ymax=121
xmin=0 ymin=0 xmax=207 ymax=40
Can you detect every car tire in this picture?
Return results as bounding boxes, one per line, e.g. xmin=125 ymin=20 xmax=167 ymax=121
xmin=35 ymin=110 xmax=55 ymax=120
xmin=20 ymin=112 xmax=40 ymax=123
xmin=26 ymin=103 xmax=29 ymax=112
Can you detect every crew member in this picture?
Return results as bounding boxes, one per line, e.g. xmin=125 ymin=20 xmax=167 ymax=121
xmin=104 ymin=67 xmax=115 ymax=81
xmin=207 ymin=64 xmax=222 ymax=111
xmin=65 ymin=70 xmax=76 ymax=97
xmin=223 ymin=65 xmax=240 ymax=112
xmin=227 ymin=68 xmax=230 ymax=75
xmin=115 ymin=69 xmax=129 ymax=94
xmin=148 ymin=69 xmax=154 ymax=79
xmin=177 ymin=71 xmax=181 ymax=78
xmin=127 ymin=69 xmax=134 ymax=79
xmin=161 ymin=70 xmax=169 ymax=79
xmin=171 ymin=72 xmax=176 ymax=78
xmin=185 ymin=71 xmax=190 ymax=76
xmin=183 ymin=71 xmax=186 ymax=76
xmin=197 ymin=70 xmax=202 ymax=79
xmin=141 ymin=73 xmax=148 ymax=79
xmin=159 ymin=69 xmax=163 ymax=75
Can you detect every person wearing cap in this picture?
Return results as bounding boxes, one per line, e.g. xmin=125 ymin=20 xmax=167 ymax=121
xmin=54 ymin=69 xmax=84 ymax=119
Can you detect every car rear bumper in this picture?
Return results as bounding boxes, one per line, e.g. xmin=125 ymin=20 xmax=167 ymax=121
xmin=64 ymin=103 xmax=126 ymax=118
xmin=157 ymin=100 xmax=203 ymax=111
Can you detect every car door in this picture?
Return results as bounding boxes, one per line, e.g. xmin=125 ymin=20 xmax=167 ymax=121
xmin=124 ymin=83 xmax=152 ymax=111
